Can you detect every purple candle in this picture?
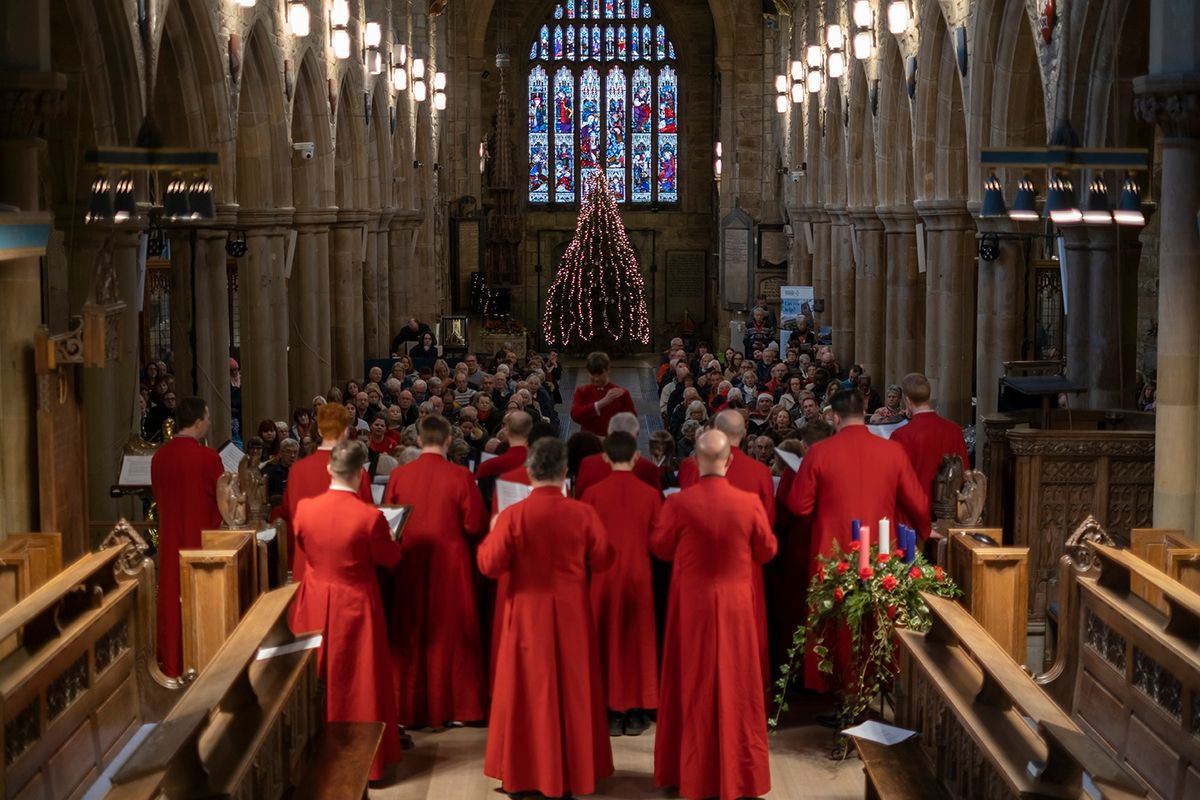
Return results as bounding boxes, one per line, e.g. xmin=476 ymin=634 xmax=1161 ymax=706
xmin=851 ymin=519 xmax=861 ymax=542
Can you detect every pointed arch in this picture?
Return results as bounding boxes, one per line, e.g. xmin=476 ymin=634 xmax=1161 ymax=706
xmin=820 ymin=81 xmax=847 ymax=208
xmin=334 ymin=74 xmax=369 ymax=211
xmin=876 ymin=32 xmax=914 ymax=208
xmin=236 ymin=22 xmax=290 ymax=208
xmin=368 ymin=83 xmax=394 ymax=210
xmin=291 ymin=51 xmax=334 ymax=210
xmin=846 ymin=63 xmax=876 ymax=210
xmin=913 ymin=1 xmax=967 ymax=202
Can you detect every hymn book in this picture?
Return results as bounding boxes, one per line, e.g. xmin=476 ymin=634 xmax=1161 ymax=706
xmin=218 ymin=440 xmax=245 ymax=473
xmin=773 ymin=448 xmax=803 ymax=473
xmin=379 ymin=505 xmax=412 ymax=542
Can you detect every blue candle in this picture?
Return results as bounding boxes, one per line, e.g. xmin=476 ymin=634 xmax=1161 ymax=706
xmin=851 ymin=519 xmax=861 ymax=542
xmin=904 ymin=526 xmax=916 ymax=564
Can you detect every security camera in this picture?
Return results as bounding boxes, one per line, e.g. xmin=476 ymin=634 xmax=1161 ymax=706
xmin=293 ymin=142 xmax=315 ymax=160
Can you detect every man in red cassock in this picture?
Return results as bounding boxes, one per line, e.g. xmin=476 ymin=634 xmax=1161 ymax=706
xmin=150 ymin=396 xmax=223 ymax=678
xmin=580 ymin=431 xmax=661 ymax=737
xmin=652 ymin=429 xmax=775 ymax=800
xmin=890 ymin=371 xmax=970 ymax=525
xmin=573 ymin=411 xmax=661 ymax=497
xmin=570 ymin=351 xmax=635 ymax=438
xmin=289 ymin=440 xmax=403 ymax=782
xmin=475 ymin=410 xmax=532 ymax=481
xmin=383 ymin=415 xmax=487 ymax=728
xmin=786 ymin=389 xmax=929 ymax=692
xmin=281 ymin=404 xmax=373 ymax=581
xmin=677 ymin=410 xmax=775 ymax=681
xmin=478 ymin=438 xmax=614 ymax=797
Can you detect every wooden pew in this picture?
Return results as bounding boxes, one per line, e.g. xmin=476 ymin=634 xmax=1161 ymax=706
xmin=1038 ymin=539 xmax=1200 ymax=800
xmin=101 ymin=584 xmax=334 ymax=799
xmin=895 ymin=591 xmax=1147 ymax=799
xmin=0 ymin=533 xmax=63 ymax=658
xmin=1130 ymin=528 xmax=1200 ymax=611
xmin=0 ymin=522 xmax=185 ymax=800
xmin=945 ymin=527 xmax=1029 ymax=665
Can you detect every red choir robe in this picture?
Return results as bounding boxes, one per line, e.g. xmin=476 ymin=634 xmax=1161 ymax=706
xmin=770 ymin=465 xmax=810 ymax=670
xmin=651 ymin=476 xmax=776 ymax=800
xmin=383 ymin=452 xmax=488 ymax=726
xmin=569 ymin=382 xmax=636 ymax=438
xmin=475 ymin=444 xmax=528 ymax=481
xmin=889 ymin=410 xmax=970 ymax=528
xmin=281 ymin=447 xmax=373 ymax=581
xmin=581 ymin=471 xmax=661 ymax=712
xmin=150 ymin=435 xmax=223 ymax=677
xmin=289 ymin=488 xmax=403 ymax=780
xmin=484 ymin=464 xmax=532 ymax=685
xmin=478 ymin=487 xmax=615 ymax=797
xmin=573 ymin=451 xmax=662 ymax=498
xmin=785 ymin=424 xmax=929 ymax=690
xmin=678 ymin=448 xmax=775 ymax=681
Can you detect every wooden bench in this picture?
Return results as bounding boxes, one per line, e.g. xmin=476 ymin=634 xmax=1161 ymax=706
xmin=895 ymin=591 xmax=1147 ymax=799
xmin=0 ymin=522 xmax=184 ymax=800
xmin=292 ymin=722 xmax=384 ymax=800
xmin=945 ymin=527 xmax=1029 ymax=665
xmin=1038 ymin=538 xmax=1200 ymax=800
xmin=854 ymin=736 xmax=951 ymax=800
xmin=0 ymin=533 xmax=63 ymax=658
xmin=102 ymin=583 xmax=326 ymax=799
xmin=1130 ymin=528 xmax=1200 ymax=611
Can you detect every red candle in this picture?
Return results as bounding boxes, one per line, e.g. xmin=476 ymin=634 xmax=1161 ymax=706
xmin=859 ymin=525 xmax=871 ymax=572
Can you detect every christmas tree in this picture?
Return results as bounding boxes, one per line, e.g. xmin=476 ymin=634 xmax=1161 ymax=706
xmin=543 ymin=173 xmax=651 ymax=349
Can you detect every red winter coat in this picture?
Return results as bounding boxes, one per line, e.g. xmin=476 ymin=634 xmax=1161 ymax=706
xmin=570 ymin=382 xmax=635 ymax=438
xmin=581 ymin=471 xmax=662 ymax=711
xmin=383 ymin=452 xmax=488 ymax=726
xmin=281 ymin=448 xmax=373 ymax=581
xmin=574 ymin=451 xmax=662 ymax=498
xmin=150 ymin=435 xmax=223 ymax=677
xmin=652 ymin=476 xmax=776 ymax=800
xmin=289 ymin=488 xmax=403 ymax=781
xmin=478 ymin=487 xmax=615 ymax=796
xmin=889 ymin=410 xmax=969 ymax=527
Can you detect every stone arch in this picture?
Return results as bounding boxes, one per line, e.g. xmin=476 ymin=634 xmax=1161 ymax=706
xmin=913 ymin=1 xmax=967 ymax=203
xmin=393 ymin=87 xmax=416 ymax=210
xmin=1070 ymin=0 xmax=1151 ymax=150
xmin=291 ymin=51 xmax=334 ymax=211
xmin=876 ymin=32 xmax=914 ymax=208
xmin=334 ymin=74 xmax=369 ymax=211
xmin=236 ymin=22 xmax=290 ymax=208
xmin=846 ymin=63 xmax=877 ymax=210
xmin=368 ymin=84 xmax=393 ymax=210
xmin=820 ymin=81 xmax=847 ymax=208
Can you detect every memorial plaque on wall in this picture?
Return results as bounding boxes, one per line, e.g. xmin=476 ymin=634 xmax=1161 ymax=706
xmin=720 ymin=208 xmax=756 ymax=311
xmin=450 ymin=218 xmax=480 ymax=312
xmin=666 ymin=250 xmax=707 ymax=322
xmin=759 ymin=228 xmax=789 ymax=270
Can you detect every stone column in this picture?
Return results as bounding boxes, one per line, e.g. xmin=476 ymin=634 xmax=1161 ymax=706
xmin=1086 ymin=225 xmax=1125 ymax=409
xmin=786 ymin=206 xmax=814 ymax=286
xmin=1134 ymin=40 xmax=1200 ymax=533
xmin=290 ymin=210 xmax=335 ymax=405
xmin=376 ymin=210 xmax=394 ymax=353
xmin=974 ymin=215 xmax=1028 ymax=423
xmin=828 ymin=207 xmax=856 ymax=366
xmin=0 ymin=67 xmax=65 ymax=539
xmin=238 ymin=209 xmax=293 ymax=430
xmin=1060 ymin=226 xmax=1093 ymax=402
xmin=167 ymin=232 xmax=195 ymax=393
xmin=194 ymin=225 xmax=232 ymax=445
xmin=915 ymin=201 xmax=976 ymax=424
xmin=363 ymin=211 xmax=381 ymax=359
xmin=850 ymin=209 xmax=885 ymax=380
xmin=810 ymin=211 xmax=832 ymax=333
xmin=880 ymin=207 xmax=923 ymax=384
xmin=331 ymin=211 xmax=367 ymax=386
xmin=388 ymin=214 xmax=422 ymax=337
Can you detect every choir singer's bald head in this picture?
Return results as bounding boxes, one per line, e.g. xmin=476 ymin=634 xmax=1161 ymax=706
xmin=695 ymin=430 xmax=733 ymax=477
xmin=714 ymin=409 xmax=748 ymax=446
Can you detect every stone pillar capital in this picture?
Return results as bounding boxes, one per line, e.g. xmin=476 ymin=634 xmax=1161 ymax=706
xmin=0 ymin=69 xmax=67 ymax=139
xmin=825 ymin=204 xmax=850 ymax=226
xmin=334 ymin=209 xmax=370 ymax=227
xmin=293 ymin=208 xmax=338 ymax=229
xmin=236 ymin=207 xmax=295 ymax=231
xmin=876 ymin=206 xmax=918 ymax=233
xmin=1134 ymin=73 xmax=1200 ymax=137
xmin=914 ymin=200 xmax=973 ymax=232
xmin=847 ymin=207 xmax=884 ymax=231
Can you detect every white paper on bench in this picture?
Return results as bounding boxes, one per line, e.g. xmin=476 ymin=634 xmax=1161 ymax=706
xmin=82 ymin=722 xmax=158 ymax=800
xmin=841 ymin=720 xmax=917 ymax=746
xmin=256 ymin=633 xmax=323 ymax=661
xmin=256 ymin=526 xmax=276 ymax=543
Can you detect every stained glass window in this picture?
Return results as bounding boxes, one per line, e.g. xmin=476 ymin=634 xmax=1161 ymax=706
xmin=528 ymin=2 xmax=678 ymax=206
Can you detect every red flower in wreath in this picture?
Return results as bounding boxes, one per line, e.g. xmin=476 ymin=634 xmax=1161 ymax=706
xmin=877 ymin=552 xmax=892 ymax=564
xmin=859 ymin=566 xmax=875 ymax=580
xmin=909 ymin=566 xmax=923 ymax=580
xmin=893 ymin=548 xmax=906 ymax=559
xmin=934 ymin=566 xmax=945 ymax=582
xmin=816 ymin=568 xmax=826 ymax=583
xmin=887 ymin=604 xmax=898 ymax=620
xmin=834 ymin=587 xmax=845 ymax=602
xmin=836 ymin=561 xmax=850 ymax=575
xmin=881 ymin=575 xmax=898 ymax=591
xmin=848 ymin=540 xmax=862 ymax=552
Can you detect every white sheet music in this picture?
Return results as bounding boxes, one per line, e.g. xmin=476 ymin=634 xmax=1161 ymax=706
xmin=772 ymin=475 xmax=782 ymax=495
xmin=868 ymin=419 xmax=908 ymax=440
xmin=662 ymin=487 xmax=681 ymax=498
xmin=255 ymin=526 xmax=276 ymax=543
xmin=118 ymin=455 xmax=153 ymax=487
xmin=480 ymin=451 xmax=497 ymax=462
xmin=774 ymin=448 xmax=803 ymax=472
xmin=495 ymin=479 xmax=533 ymax=512
xmin=371 ymin=484 xmax=385 ymax=505
xmin=381 ymin=506 xmax=409 ymax=536
xmin=255 ymin=633 xmax=323 ymax=661
xmin=841 ymin=720 xmax=917 ymax=746
xmin=218 ymin=441 xmax=245 ymax=473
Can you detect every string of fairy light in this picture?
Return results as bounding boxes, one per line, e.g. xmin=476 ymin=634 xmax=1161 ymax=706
xmin=543 ymin=173 xmax=651 ymax=346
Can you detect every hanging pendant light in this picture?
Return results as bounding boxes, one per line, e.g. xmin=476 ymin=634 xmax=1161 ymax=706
xmin=392 ymin=43 xmax=409 ymax=91
xmin=852 ymin=1 xmax=874 ymax=60
xmin=187 ymin=172 xmax=215 ymax=220
xmin=113 ymin=171 xmax=136 ymax=222
xmin=1113 ymin=173 xmax=1145 ymax=226
xmin=1045 ymin=172 xmax=1082 ymax=225
xmin=826 ymin=24 xmax=845 ymax=79
xmin=1080 ymin=174 xmax=1112 ymax=224
xmin=163 ymin=172 xmax=192 ymax=220
xmin=980 ymin=172 xmax=1006 ymax=218
xmin=86 ymin=171 xmax=113 ymax=224
xmin=1008 ymin=175 xmax=1039 ymax=221
xmin=331 ymin=0 xmax=351 ymax=59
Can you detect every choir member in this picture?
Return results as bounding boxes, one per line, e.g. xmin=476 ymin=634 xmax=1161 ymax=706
xmin=573 ymin=412 xmax=662 ymax=497
xmin=652 ymin=430 xmax=775 ymax=800
xmin=288 ymin=440 xmax=403 ymax=782
xmin=580 ymin=431 xmax=662 ymax=736
xmin=280 ymin=404 xmax=373 ymax=581
xmin=474 ymin=410 xmax=532 ymax=481
xmin=478 ymin=439 xmax=615 ymax=797
xmin=569 ymin=351 xmax=636 ymax=438
xmin=382 ymin=415 xmax=487 ymax=728
xmin=890 ymin=371 xmax=971 ymax=524
xmin=150 ymin=396 xmax=223 ymax=677
xmin=677 ymin=410 xmax=775 ymax=680
xmin=786 ymin=389 xmax=929 ymax=691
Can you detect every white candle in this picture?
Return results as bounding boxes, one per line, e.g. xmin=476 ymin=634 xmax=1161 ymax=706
xmin=878 ymin=517 xmax=890 ymax=556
